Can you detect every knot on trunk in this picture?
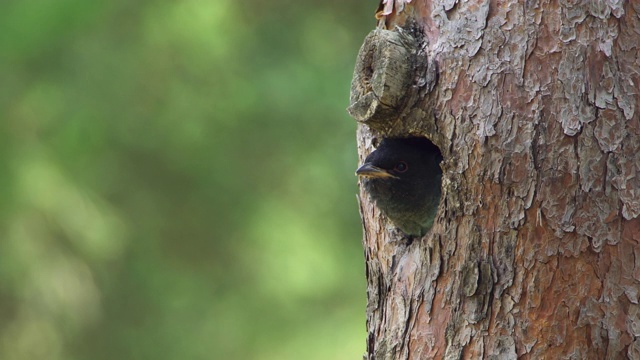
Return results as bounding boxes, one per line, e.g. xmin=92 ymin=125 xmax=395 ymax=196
xmin=348 ymin=27 xmax=434 ymax=130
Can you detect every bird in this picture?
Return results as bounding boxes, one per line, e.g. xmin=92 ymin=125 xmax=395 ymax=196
xmin=356 ymin=137 xmax=443 ymax=237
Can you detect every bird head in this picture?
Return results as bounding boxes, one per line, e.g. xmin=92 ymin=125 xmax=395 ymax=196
xmin=355 ymin=137 xmax=443 ymax=236
xmin=356 ymin=137 xmax=441 ymax=184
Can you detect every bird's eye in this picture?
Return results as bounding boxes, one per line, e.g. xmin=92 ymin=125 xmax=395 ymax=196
xmin=394 ymin=161 xmax=408 ymax=173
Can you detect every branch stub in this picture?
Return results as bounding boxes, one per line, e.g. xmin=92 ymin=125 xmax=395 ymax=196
xmin=348 ymin=28 xmax=418 ymax=127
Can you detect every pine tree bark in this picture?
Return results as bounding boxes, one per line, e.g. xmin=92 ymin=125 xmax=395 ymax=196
xmin=350 ymin=1 xmax=640 ymax=359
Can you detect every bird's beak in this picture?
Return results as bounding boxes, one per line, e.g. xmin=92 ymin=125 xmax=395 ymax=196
xmin=355 ymin=163 xmax=398 ymax=179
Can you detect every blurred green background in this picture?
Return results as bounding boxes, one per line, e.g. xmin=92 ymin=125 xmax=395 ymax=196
xmin=0 ymin=1 xmax=373 ymax=359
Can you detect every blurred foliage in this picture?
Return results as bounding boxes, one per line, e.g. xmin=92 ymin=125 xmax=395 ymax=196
xmin=0 ymin=1 xmax=374 ymax=359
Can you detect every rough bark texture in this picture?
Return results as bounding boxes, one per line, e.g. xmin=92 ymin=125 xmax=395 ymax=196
xmin=351 ymin=1 xmax=640 ymax=359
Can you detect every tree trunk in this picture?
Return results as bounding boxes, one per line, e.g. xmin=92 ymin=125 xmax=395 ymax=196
xmin=349 ymin=1 xmax=640 ymax=359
